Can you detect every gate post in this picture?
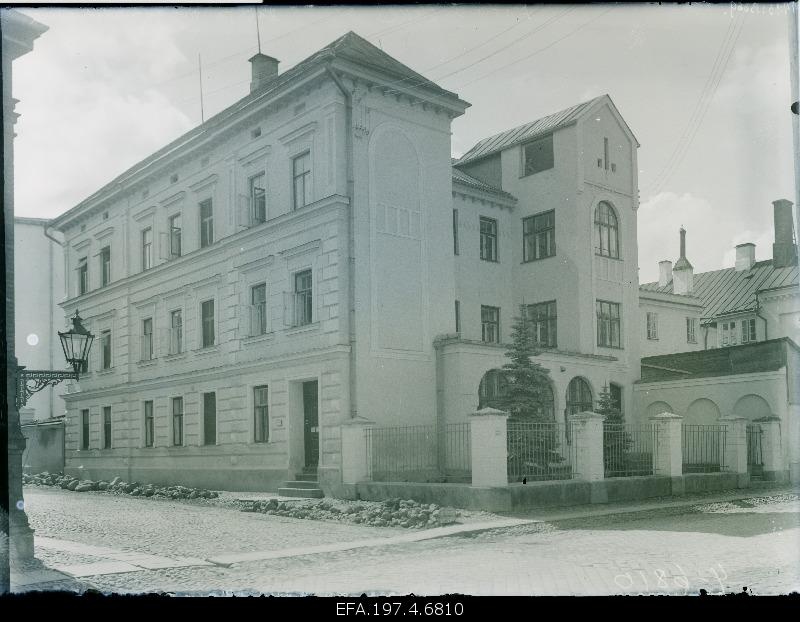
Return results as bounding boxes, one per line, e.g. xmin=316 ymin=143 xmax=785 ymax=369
xmin=341 ymin=417 xmax=375 ymax=485
xmin=569 ymin=411 xmax=605 ymax=482
xmin=469 ymin=407 xmax=509 ymax=487
xmin=722 ymin=417 xmax=749 ymax=488
xmin=649 ymin=412 xmax=684 ymax=494
xmin=755 ymin=416 xmax=787 ymax=482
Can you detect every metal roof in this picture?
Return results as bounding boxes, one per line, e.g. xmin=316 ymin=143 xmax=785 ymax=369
xmin=451 ymin=167 xmax=516 ymax=200
xmin=455 ymin=95 xmax=607 ymax=165
xmin=640 ymin=259 xmax=799 ymax=322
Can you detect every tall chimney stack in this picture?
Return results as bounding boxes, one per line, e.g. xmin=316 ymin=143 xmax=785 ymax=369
xmin=772 ymin=199 xmax=798 ymax=268
xmin=249 ymin=53 xmax=279 ymax=93
xmin=673 ymin=227 xmax=694 ymax=295
xmin=658 ymin=260 xmax=673 ymax=287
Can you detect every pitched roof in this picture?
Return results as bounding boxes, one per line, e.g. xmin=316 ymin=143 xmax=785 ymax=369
xmin=52 ymin=31 xmax=467 ymax=229
xmin=455 ymin=95 xmax=607 ymax=165
xmin=451 ymin=166 xmax=516 ymax=200
xmin=640 ymin=259 xmax=799 ymax=322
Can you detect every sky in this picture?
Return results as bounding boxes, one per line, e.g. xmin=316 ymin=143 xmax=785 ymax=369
xmin=9 ymin=4 xmax=798 ymax=283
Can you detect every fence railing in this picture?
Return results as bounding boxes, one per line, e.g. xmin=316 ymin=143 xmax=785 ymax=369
xmin=746 ymin=424 xmax=764 ymax=475
xmin=366 ymin=424 xmax=471 ymax=482
xmin=507 ymin=421 xmax=575 ymax=482
xmin=603 ymin=423 xmax=657 ymax=478
xmin=682 ymin=424 xmax=728 ymax=473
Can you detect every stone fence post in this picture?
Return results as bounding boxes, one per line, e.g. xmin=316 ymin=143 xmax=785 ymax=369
xmin=340 ymin=417 xmax=375 ymax=485
xmin=721 ymin=417 xmax=749 ymax=487
xmin=649 ymin=411 xmax=683 ymax=477
xmin=469 ymin=407 xmax=509 ymax=487
xmin=569 ymin=411 xmax=605 ymax=482
xmin=755 ymin=416 xmax=786 ymax=482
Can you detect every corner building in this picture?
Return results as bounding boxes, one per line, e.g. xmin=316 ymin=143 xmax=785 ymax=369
xmin=51 ymin=33 xmax=642 ymax=493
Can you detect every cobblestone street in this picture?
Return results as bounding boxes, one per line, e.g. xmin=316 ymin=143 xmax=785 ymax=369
xmin=12 ymin=487 xmax=800 ymax=596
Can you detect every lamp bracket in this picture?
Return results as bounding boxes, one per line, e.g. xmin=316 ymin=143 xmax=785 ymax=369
xmin=16 ymin=367 xmax=78 ymax=410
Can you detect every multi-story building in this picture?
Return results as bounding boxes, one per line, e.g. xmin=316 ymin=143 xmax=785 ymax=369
xmin=50 ymin=32 xmax=642 ymax=493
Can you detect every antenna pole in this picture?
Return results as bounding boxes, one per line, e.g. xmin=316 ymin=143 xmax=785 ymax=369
xmin=198 ymin=53 xmax=205 ymax=123
xmin=255 ymin=7 xmax=262 ymax=54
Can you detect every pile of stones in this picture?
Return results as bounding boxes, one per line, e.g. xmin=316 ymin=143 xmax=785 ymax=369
xmin=244 ymin=497 xmax=459 ymax=529
xmin=22 ymin=471 xmax=218 ymax=500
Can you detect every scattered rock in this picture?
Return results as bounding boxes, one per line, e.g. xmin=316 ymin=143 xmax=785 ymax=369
xmin=74 ymin=483 xmax=94 ymax=493
xmin=66 ymin=480 xmax=79 ymax=491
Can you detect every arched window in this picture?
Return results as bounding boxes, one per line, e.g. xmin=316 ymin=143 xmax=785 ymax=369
xmin=594 ymin=202 xmax=619 ymax=258
xmin=533 ymin=383 xmax=555 ymax=420
xmin=478 ymin=369 xmax=508 ymax=409
xmin=566 ymin=377 xmax=593 ymax=416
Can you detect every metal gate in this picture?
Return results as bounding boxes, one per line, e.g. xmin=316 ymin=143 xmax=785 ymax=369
xmin=746 ymin=424 xmax=764 ymax=477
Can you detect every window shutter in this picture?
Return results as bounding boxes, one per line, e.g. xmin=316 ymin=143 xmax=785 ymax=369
xmin=236 ymin=194 xmax=250 ymax=231
xmin=158 ymin=232 xmax=169 ymax=260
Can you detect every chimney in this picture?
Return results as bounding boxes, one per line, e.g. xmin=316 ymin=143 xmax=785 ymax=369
xmin=735 ymin=243 xmax=756 ymax=271
xmin=249 ymin=53 xmax=279 ymax=93
xmin=673 ymin=227 xmax=694 ymax=295
xmin=658 ymin=260 xmax=673 ymax=287
xmin=772 ymin=199 xmax=798 ymax=268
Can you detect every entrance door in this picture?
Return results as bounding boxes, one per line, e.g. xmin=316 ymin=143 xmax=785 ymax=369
xmin=302 ymin=380 xmax=319 ymax=468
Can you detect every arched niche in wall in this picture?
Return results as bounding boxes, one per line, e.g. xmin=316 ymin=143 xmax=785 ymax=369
xmin=686 ymin=398 xmax=721 ymax=426
xmin=733 ymin=394 xmax=773 ymax=421
xmin=645 ymin=401 xmax=674 ymax=419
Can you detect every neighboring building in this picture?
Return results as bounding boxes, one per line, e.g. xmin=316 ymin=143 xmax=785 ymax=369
xmin=14 ymin=217 xmax=66 ymax=424
xmin=49 ymin=32 xmax=642 ymax=493
xmin=639 ymin=200 xmax=800 ymax=357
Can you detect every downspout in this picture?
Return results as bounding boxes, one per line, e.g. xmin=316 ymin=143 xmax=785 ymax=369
xmin=755 ymin=290 xmax=768 ymax=341
xmin=325 ymin=64 xmax=358 ymax=419
xmin=703 ymin=323 xmax=710 ymax=350
xmin=44 ymin=221 xmax=64 ymax=419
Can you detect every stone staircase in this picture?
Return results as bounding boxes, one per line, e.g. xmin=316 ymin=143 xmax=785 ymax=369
xmin=277 ymin=467 xmax=324 ymax=498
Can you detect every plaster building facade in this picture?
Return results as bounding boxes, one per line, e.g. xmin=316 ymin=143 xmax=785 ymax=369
xmin=14 ymin=217 xmax=66 ymax=424
xmin=50 ymin=32 xmax=643 ymax=494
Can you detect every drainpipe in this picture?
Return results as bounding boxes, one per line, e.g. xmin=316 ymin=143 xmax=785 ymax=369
xmin=755 ymin=290 xmax=768 ymax=341
xmin=325 ymin=64 xmax=358 ymax=419
xmin=44 ymin=221 xmax=64 ymax=419
xmin=703 ymin=323 xmax=710 ymax=350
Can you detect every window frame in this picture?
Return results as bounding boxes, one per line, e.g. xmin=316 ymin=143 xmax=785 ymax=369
xmin=249 ymin=172 xmax=267 ymax=223
xmin=686 ymin=317 xmax=697 ymax=344
xmin=741 ymin=318 xmax=757 ymax=344
xmin=520 ymin=134 xmax=555 ymax=177
xmin=141 ymin=227 xmax=153 ymax=271
xmin=522 ymin=210 xmax=556 ymax=262
xmin=78 ymin=256 xmax=88 ymax=295
xmin=293 ymin=269 xmax=313 ymax=327
xmin=144 ymin=400 xmax=154 ymax=448
xmin=200 ymin=299 xmax=215 ymax=348
xmin=479 ymin=216 xmax=498 ymax=262
xmin=168 ymin=213 xmax=182 ymax=258
xmin=250 ymin=283 xmax=267 ymax=336
xmin=481 ymin=305 xmax=500 ymax=344
xmin=172 ymin=396 xmax=184 ymax=447
xmin=141 ymin=317 xmax=154 ymax=361
xmin=199 ymin=198 xmax=214 ymax=248
xmin=453 ymin=209 xmax=459 ymax=255
xmin=594 ymin=201 xmax=620 ymax=259
xmin=596 ymin=300 xmax=622 ymax=349
xmin=203 ymin=391 xmax=217 ymax=446
xmin=566 ymin=377 xmax=593 ymax=417
xmin=100 ymin=245 xmax=111 ymax=286
xmin=526 ymin=301 xmax=557 ymax=348
xmin=80 ymin=408 xmax=90 ymax=450
xmin=292 ymin=151 xmax=311 ymax=211
xmin=102 ymin=406 xmax=112 ymax=450
xmin=169 ymin=308 xmax=183 ymax=355
xmin=253 ymin=385 xmax=269 ymax=443
xmin=100 ymin=329 xmax=112 ymax=370
xmin=646 ymin=311 xmax=659 ymax=340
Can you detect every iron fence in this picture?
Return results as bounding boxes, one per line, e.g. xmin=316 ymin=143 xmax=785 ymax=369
xmin=746 ymin=423 xmax=764 ymax=475
xmin=682 ymin=425 xmax=728 ymax=473
xmin=507 ymin=421 xmax=575 ymax=482
xmin=603 ymin=423 xmax=657 ymax=478
xmin=365 ymin=424 xmax=471 ymax=482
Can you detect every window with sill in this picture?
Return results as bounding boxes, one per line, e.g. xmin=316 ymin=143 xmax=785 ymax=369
xmin=141 ymin=227 xmax=153 ymax=271
xmin=172 ymin=397 xmax=184 ymax=446
xmin=292 ymin=151 xmax=311 ymax=210
xmin=169 ymin=214 xmax=182 ymax=258
xmin=81 ymin=409 xmax=90 ymax=450
xmin=596 ymin=300 xmax=621 ymax=348
xmin=250 ymin=172 xmax=267 ymax=224
xmin=721 ymin=321 xmax=738 ymax=347
xmin=203 ymin=392 xmax=216 ymax=446
xmin=201 ymin=300 xmax=215 ymax=348
xmin=566 ymin=377 xmax=593 ymax=417
xmin=523 ymin=210 xmax=555 ymax=261
xmin=741 ymin=318 xmax=757 ymax=344
xmin=254 ymin=385 xmax=269 ymax=443
xmin=78 ymin=257 xmax=88 ymax=295
xmin=525 ymin=301 xmax=557 ymax=348
xmin=250 ymin=283 xmax=267 ymax=336
xmin=100 ymin=246 xmax=111 ymax=286
xmin=479 ymin=217 xmax=498 ymax=262
xmin=144 ymin=401 xmax=154 ymax=448
xmin=102 ymin=406 xmax=112 ymax=449
xmin=100 ymin=330 xmax=112 ymax=370
xmin=687 ymin=317 xmax=697 ymax=344
xmin=169 ymin=309 xmax=183 ymax=354
xmin=141 ymin=318 xmax=153 ymax=361
xmin=646 ymin=311 xmax=658 ymax=340
xmin=293 ymin=270 xmax=313 ymax=327
xmin=594 ymin=201 xmax=620 ymax=259
xmin=521 ymin=134 xmax=554 ymax=177
xmin=200 ymin=199 xmax=214 ymax=248
xmin=481 ymin=305 xmax=500 ymax=344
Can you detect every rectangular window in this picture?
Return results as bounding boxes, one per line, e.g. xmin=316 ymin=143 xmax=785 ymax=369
xmin=141 ymin=227 xmax=152 ymax=271
xmin=78 ymin=257 xmax=88 ymax=295
xmin=81 ymin=409 xmax=90 ymax=450
xmin=144 ymin=401 xmax=154 ymax=448
xmin=169 ymin=213 xmax=182 ymax=258
xmin=453 ymin=209 xmax=459 ymax=255
xmin=294 ymin=270 xmax=313 ymax=327
xmin=103 ymin=406 xmax=112 ymax=449
xmin=172 ymin=397 xmax=183 ymax=446
xmin=481 ymin=305 xmax=500 ymax=344
xmin=141 ymin=318 xmax=153 ymax=361
xmin=251 ymin=283 xmax=267 ymax=336
xmin=292 ymin=151 xmax=311 ymax=210
xmin=523 ymin=210 xmax=555 ymax=261
xmin=200 ymin=199 xmax=214 ymax=248
xmin=722 ymin=321 xmax=738 ymax=347
xmin=203 ymin=392 xmax=216 ymax=446
xmin=100 ymin=330 xmax=112 ymax=369
xmin=646 ymin=311 xmax=659 ymax=340
xmin=741 ymin=318 xmax=756 ymax=344
xmin=479 ymin=217 xmax=498 ymax=262
xmin=455 ymin=300 xmax=461 ymax=334
xmin=596 ymin=300 xmax=621 ymax=348
xmin=201 ymin=300 xmax=215 ymax=348
xmin=250 ymin=172 xmax=267 ymax=223
xmin=170 ymin=309 xmax=183 ymax=354
xmin=522 ymin=134 xmax=554 ymax=176
xmin=100 ymin=246 xmax=111 ymax=286
xmin=254 ymin=385 xmax=269 ymax=443
xmin=526 ymin=301 xmax=557 ymax=348
xmin=687 ymin=317 xmax=697 ymax=343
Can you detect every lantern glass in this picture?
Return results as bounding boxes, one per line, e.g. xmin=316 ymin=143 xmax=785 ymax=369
xmin=58 ymin=311 xmax=94 ymax=376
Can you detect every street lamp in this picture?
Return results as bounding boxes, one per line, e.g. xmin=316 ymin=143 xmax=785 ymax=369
xmin=16 ymin=309 xmax=95 ymax=410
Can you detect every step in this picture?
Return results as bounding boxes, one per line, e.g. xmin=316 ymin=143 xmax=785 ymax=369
xmin=277 ymin=487 xmax=324 ymax=499
xmin=294 ymin=473 xmax=320 ymax=482
xmin=283 ymin=480 xmax=321 ymax=490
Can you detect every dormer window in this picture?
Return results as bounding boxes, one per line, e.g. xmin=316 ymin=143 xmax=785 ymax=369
xmin=521 ymin=134 xmax=554 ymax=177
